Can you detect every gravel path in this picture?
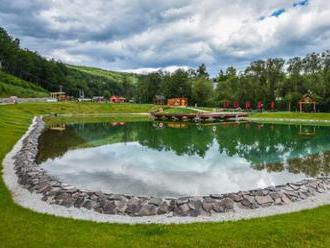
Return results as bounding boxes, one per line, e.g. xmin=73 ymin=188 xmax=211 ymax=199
xmin=2 ymin=117 xmax=330 ymax=224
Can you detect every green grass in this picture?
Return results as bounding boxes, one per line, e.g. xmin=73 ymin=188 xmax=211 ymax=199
xmin=67 ymin=64 xmax=140 ymax=85
xmin=0 ymin=70 xmax=48 ymax=98
xmin=163 ymin=107 xmax=198 ymax=114
xmin=1 ymin=103 xmax=330 ymax=247
xmin=195 ymin=107 xmax=215 ymax=112
xmin=250 ymin=111 xmax=330 ymax=120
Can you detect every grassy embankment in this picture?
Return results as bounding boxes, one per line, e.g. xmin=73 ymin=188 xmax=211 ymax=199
xmin=0 ymin=70 xmax=49 ymax=98
xmin=250 ymin=111 xmax=330 ymax=120
xmin=162 ymin=107 xmax=198 ymax=114
xmin=1 ymin=102 xmax=330 ymax=247
xmin=249 ymin=111 xmax=330 ymax=125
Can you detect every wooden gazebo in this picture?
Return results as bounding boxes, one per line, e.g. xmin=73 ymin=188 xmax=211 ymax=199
xmin=298 ymin=94 xmax=318 ymax=112
xmin=50 ymin=92 xmax=66 ymax=101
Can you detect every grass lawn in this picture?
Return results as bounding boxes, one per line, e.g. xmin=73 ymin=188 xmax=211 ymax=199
xmin=250 ymin=111 xmax=330 ymax=120
xmin=1 ymin=102 xmax=330 ymax=247
xmin=163 ymin=107 xmax=198 ymax=114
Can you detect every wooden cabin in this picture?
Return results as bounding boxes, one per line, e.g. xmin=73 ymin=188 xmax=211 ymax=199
xmin=110 ymin=96 xmax=126 ymax=103
xmin=167 ymin=97 xmax=188 ymax=107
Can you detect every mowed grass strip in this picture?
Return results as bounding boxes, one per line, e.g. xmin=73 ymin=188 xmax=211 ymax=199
xmin=1 ymin=102 xmax=330 ymax=247
xmin=250 ymin=111 xmax=330 ymax=120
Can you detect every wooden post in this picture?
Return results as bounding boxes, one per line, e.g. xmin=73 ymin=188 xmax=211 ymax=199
xmin=299 ymin=102 xmax=302 ymax=112
xmin=288 ymin=102 xmax=291 ymax=112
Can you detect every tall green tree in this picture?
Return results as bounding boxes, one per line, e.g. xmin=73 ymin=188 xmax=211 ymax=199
xmin=161 ymin=69 xmax=192 ymax=99
xmin=196 ymin=64 xmax=209 ymax=78
xmin=192 ymin=77 xmax=213 ymax=106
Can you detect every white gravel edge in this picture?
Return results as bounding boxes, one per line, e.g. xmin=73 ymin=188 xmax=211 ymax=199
xmin=2 ymin=117 xmax=330 ymax=225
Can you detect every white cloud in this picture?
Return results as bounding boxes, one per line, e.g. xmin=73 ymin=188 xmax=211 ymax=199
xmin=0 ymin=0 xmax=329 ymax=75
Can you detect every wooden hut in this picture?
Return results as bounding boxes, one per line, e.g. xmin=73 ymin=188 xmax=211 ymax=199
xmin=167 ymin=97 xmax=188 ymax=107
xmin=298 ymin=94 xmax=318 ymax=112
xmin=50 ymin=92 xmax=66 ymax=101
xmin=110 ymin=96 xmax=126 ymax=103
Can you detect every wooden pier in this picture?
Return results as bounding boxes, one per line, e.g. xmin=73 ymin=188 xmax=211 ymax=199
xmin=152 ymin=112 xmax=248 ymax=122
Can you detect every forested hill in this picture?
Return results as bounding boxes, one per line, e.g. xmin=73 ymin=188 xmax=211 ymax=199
xmin=0 ymin=26 xmax=141 ymax=98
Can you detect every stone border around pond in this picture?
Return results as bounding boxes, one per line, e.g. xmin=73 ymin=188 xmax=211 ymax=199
xmin=3 ymin=116 xmax=330 ymax=224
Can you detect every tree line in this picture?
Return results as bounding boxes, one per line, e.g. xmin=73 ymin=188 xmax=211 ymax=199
xmin=136 ymin=52 xmax=330 ymax=111
xmin=1 ymin=26 xmax=330 ymax=111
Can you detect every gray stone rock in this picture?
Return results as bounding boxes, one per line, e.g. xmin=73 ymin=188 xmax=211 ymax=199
xmin=125 ymin=198 xmax=143 ymax=215
xmin=82 ymin=200 xmax=93 ymax=210
xmin=255 ymin=195 xmax=274 ymax=206
xmin=174 ymin=203 xmax=190 ymax=216
xmin=274 ymin=198 xmax=283 ymax=205
xmin=148 ymin=198 xmax=163 ymax=206
xmin=210 ymin=194 xmax=223 ymax=199
xmin=228 ymin=193 xmax=242 ymax=202
xmin=176 ymin=197 xmax=189 ymax=205
xmin=188 ymin=199 xmax=202 ymax=210
xmin=157 ymin=201 xmax=170 ymax=215
xmin=281 ymin=194 xmax=291 ymax=204
xmin=284 ymin=191 xmax=299 ymax=201
xmin=219 ymin=197 xmax=234 ymax=211
xmin=269 ymin=192 xmax=281 ymax=200
xmin=202 ymin=201 xmax=215 ymax=212
xmin=288 ymin=183 xmax=300 ymax=190
xmin=115 ymin=200 xmax=127 ymax=213
xmin=241 ymin=195 xmax=259 ymax=209
xmin=103 ymin=201 xmax=116 ymax=214
xmin=138 ymin=204 xmax=157 ymax=216
xmin=249 ymin=189 xmax=265 ymax=196
xmin=108 ymin=194 xmax=125 ymax=201
xmin=74 ymin=196 xmax=85 ymax=208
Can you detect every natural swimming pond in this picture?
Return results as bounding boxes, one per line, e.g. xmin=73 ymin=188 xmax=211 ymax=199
xmin=37 ymin=121 xmax=330 ymax=197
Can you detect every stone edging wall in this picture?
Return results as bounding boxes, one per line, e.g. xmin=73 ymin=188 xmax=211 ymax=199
xmin=13 ymin=116 xmax=330 ymax=217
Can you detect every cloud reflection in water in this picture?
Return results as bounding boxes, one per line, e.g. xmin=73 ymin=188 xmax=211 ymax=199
xmin=41 ymin=140 xmax=307 ymax=197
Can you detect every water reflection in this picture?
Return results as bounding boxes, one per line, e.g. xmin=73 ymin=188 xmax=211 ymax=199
xmin=37 ymin=121 xmax=330 ymax=197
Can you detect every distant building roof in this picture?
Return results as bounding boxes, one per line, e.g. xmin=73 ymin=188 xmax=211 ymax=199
xmin=110 ymin=96 xmax=126 ymax=99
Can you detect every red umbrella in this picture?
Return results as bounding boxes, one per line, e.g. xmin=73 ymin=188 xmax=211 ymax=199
xmin=270 ymin=101 xmax=275 ymax=110
xmin=245 ymin=101 xmax=251 ymax=110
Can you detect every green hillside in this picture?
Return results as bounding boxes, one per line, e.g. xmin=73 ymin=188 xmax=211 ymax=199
xmin=0 ymin=70 xmax=48 ymax=98
xmin=67 ymin=65 xmax=140 ymax=85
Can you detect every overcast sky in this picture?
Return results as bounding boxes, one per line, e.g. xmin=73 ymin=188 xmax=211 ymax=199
xmin=0 ymin=0 xmax=329 ymax=76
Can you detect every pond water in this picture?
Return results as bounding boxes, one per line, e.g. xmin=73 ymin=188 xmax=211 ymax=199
xmin=37 ymin=121 xmax=330 ymax=197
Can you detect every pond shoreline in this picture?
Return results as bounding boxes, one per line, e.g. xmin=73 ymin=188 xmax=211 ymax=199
xmin=3 ymin=116 xmax=330 ymax=224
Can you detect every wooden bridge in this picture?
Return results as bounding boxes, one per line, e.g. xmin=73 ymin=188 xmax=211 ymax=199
xmin=152 ymin=112 xmax=248 ymax=122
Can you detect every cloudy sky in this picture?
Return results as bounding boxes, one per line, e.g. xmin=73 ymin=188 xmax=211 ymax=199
xmin=0 ymin=0 xmax=329 ymax=76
